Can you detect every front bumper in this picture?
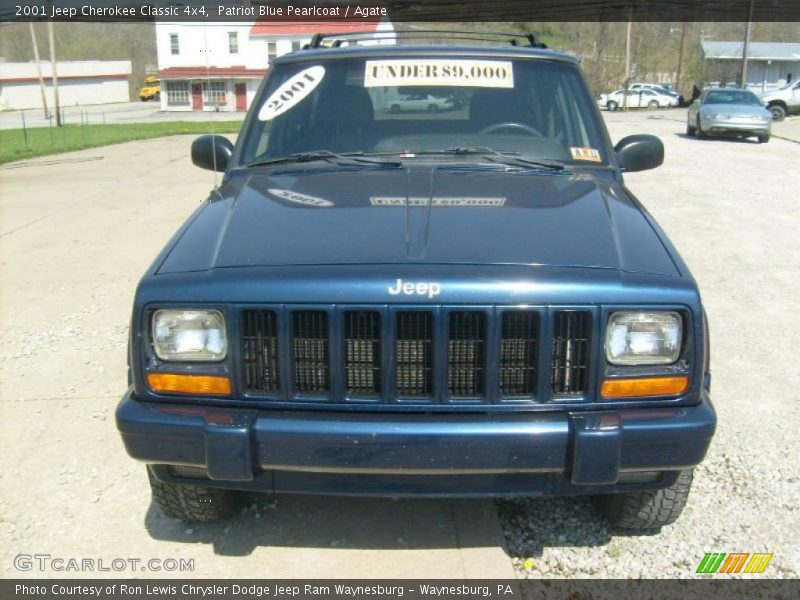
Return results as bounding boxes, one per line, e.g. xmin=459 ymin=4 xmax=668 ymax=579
xmin=116 ymin=389 xmax=715 ymax=497
xmin=702 ymin=117 xmax=770 ymax=135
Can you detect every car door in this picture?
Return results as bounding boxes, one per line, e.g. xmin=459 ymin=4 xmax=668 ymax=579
xmin=408 ymin=94 xmax=426 ymax=110
xmin=628 ymin=90 xmax=643 ymax=107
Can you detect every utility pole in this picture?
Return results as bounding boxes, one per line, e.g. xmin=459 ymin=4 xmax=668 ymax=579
xmin=28 ymin=23 xmax=49 ymax=119
xmin=675 ymin=23 xmax=687 ymax=96
xmin=740 ymin=0 xmax=755 ymax=88
xmin=623 ymin=17 xmax=632 ymax=111
xmin=47 ymin=18 xmax=61 ymax=126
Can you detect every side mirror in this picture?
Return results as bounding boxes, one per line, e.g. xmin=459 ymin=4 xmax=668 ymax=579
xmin=191 ymin=134 xmax=234 ymax=172
xmin=614 ymin=134 xmax=664 ymax=173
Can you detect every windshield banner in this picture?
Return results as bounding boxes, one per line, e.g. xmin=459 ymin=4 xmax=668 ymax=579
xmin=364 ymin=59 xmax=514 ymax=88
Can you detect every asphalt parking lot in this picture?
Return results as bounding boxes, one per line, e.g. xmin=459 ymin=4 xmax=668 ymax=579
xmin=0 ymin=110 xmax=798 ymax=579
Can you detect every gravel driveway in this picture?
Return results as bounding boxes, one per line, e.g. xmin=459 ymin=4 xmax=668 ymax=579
xmin=500 ymin=111 xmax=800 ymax=579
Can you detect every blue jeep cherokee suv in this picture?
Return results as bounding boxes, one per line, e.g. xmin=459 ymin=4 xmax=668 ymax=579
xmin=117 ymin=38 xmax=715 ymax=529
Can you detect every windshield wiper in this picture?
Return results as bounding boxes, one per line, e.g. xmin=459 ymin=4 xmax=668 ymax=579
xmin=445 ymin=147 xmax=565 ymax=171
xmin=247 ymin=150 xmax=401 ymax=168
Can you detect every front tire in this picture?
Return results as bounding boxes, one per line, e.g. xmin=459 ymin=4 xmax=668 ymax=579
xmin=648 ymin=99 xmax=659 ymax=109
xmin=768 ymin=104 xmax=786 ymax=122
xmin=686 ymin=121 xmax=696 ymax=135
xmin=758 ymin=134 xmax=770 ymax=143
xmin=148 ymin=468 xmax=236 ymax=522
xmin=607 ymin=100 xmax=618 ymax=111
xmin=595 ymin=469 xmax=694 ymax=531
xmin=428 ymin=104 xmax=439 ymax=113
xmin=695 ymin=117 xmax=706 ymax=138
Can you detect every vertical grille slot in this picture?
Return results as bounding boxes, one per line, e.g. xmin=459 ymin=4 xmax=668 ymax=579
xmin=551 ymin=310 xmax=591 ymax=396
xmin=448 ymin=312 xmax=486 ymax=398
xmin=395 ymin=311 xmax=434 ymax=398
xmin=241 ymin=310 xmax=280 ymax=393
xmin=344 ymin=311 xmax=382 ymax=396
xmin=292 ymin=311 xmax=329 ymax=395
xmin=500 ymin=311 xmax=538 ymax=396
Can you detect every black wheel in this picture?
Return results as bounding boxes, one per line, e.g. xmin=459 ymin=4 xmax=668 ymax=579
xmin=758 ymin=134 xmax=770 ymax=144
xmin=607 ymin=100 xmax=618 ymax=111
xmin=695 ymin=117 xmax=706 ymax=138
xmin=427 ymin=104 xmax=439 ymax=113
xmin=390 ymin=104 xmax=400 ymax=114
xmin=147 ymin=467 xmax=237 ymax=522
xmin=686 ymin=121 xmax=695 ymax=135
xmin=768 ymin=104 xmax=786 ymax=122
xmin=595 ymin=469 xmax=694 ymax=531
xmin=648 ymin=99 xmax=659 ymax=109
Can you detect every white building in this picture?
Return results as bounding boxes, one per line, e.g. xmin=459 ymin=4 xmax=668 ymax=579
xmin=701 ymin=41 xmax=800 ymax=92
xmin=156 ymin=20 xmax=394 ymax=112
xmin=0 ymin=60 xmax=131 ymax=111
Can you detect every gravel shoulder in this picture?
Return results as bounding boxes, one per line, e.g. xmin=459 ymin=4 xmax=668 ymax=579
xmin=499 ymin=110 xmax=800 ymax=579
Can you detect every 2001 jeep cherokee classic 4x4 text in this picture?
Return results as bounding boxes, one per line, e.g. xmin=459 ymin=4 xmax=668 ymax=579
xmin=117 ymin=37 xmax=716 ymax=529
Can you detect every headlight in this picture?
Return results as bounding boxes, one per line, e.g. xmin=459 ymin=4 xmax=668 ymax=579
xmin=713 ymin=113 xmax=731 ymax=119
xmin=152 ymin=309 xmax=227 ymax=361
xmin=606 ymin=311 xmax=682 ymax=365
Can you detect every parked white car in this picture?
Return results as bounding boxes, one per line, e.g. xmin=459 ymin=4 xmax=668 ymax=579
xmin=385 ymin=94 xmax=456 ymax=113
xmin=599 ymin=88 xmax=678 ymax=110
xmin=630 ymin=83 xmax=684 ymax=105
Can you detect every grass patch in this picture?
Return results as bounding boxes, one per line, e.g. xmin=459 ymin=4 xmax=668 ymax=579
xmin=0 ymin=120 xmax=243 ymax=164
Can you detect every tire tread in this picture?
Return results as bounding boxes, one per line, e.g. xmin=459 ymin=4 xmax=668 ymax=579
xmin=597 ymin=469 xmax=694 ymax=531
xmin=147 ymin=468 xmax=235 ymax=522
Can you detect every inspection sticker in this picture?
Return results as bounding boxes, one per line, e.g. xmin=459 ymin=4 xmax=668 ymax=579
xmin=570 ymin=147 xmax=602 ymax=162
xmin=364 ymin=59 xmax=514 ymax=88
xmin=259 ymin=65 xmax=325 ymax=121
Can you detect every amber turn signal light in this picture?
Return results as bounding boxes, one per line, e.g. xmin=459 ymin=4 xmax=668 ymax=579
xmin=147 ymin=373 xmax=232 ymax=396
xmin=601 ymin=375 xmax=689 ymax=399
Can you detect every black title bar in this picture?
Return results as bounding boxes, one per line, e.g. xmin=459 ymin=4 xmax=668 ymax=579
xmin=3 ymin=0 xmax=800 ymax=23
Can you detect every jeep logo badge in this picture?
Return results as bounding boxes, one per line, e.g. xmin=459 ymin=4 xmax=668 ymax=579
xmin=388 ymin=278 xmax=442 ymax=299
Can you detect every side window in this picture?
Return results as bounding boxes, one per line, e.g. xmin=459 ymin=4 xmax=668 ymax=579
xmin=169 ymin=33 xmax=179 ymax=55
xmin=267 ymin=42 xmax=277 ymax=63
xmin=228 ymin=32 xmax=238 ymax=54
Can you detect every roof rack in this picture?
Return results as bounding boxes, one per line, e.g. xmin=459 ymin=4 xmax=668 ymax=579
xmin=304 ymin=30 xmax=548 ymax=50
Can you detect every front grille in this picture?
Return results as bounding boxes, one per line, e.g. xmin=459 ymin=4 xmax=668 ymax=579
xmin=344 ymin=311 xmax=382 ymax=396
xmin=499 ymin=311 xmax=539 ymax=396
xmin=292 ymin=311 xmax=329 ymax=395
xmin=239 ymin=306 xmax=594 ymax=404
xmin=448 ymin=312 xmax=486 ymax=397
xmin=241 ymin=309 xmax=280 ymax=393
xmin=395 ymin=311 xmax=434 ymax=397
xmin=551 ymin=310 xmax=591 ymax=396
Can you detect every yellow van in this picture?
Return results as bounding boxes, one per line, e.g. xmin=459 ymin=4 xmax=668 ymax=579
xmin=139 ymin=76 xmax=160 ymax=101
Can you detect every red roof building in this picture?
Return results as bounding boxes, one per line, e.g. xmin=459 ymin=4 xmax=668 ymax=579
xmin=154 ymin=19 xmax=393 ymax=113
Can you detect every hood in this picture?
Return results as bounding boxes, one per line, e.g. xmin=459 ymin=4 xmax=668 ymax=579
xmin=157 ymin=166 xmax=679 ymax=277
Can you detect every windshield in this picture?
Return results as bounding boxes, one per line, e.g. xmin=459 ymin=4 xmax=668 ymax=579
xmin=240 ymin=55 xmax=608 ymax=166
xmin=704 ymin=90 xmax=761 ymax=105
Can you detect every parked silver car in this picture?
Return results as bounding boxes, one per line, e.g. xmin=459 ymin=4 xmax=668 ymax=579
xmin=687 ymin=88 xmax=772 ymax=143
